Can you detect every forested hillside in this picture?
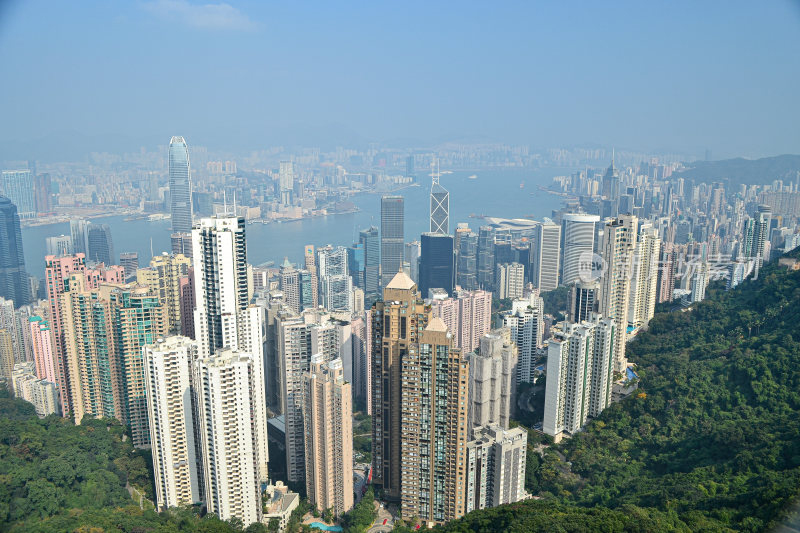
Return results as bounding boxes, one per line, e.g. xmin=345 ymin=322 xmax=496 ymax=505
xmin=435 ymin=252 xmax=800 ymax=532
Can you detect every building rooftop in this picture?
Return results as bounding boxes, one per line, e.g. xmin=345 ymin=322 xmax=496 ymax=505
xmin=386 ymin=270 xmax=416 ymax=290
xmin=426 ymin=317 xmax=449 ymax=333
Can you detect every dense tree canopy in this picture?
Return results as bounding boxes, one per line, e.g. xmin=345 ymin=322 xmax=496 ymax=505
xmin=439 ymin=253 xmax=800 ymax=532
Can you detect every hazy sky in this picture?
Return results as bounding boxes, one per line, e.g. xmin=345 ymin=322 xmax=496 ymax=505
xmin=1 ymin=1 xmax=799 ymax=159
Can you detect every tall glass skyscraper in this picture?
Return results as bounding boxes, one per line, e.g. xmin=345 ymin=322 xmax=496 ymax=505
xmin=169 ymin=136 xmax=193 ymax=233
xmin=380 ymin=196 xmax=404 ymax=289
xmin=359 ymin=226 xmax=380 ymax=302
xmin=419 ymin=233 xmax=455 ymax=298
xmin=0 ymin=196 xmax=31 ymax=306
xmin=1 ymin=170 xmax=35 ymax=219
xmin=430 ymin=171 xmax=449 ymax=234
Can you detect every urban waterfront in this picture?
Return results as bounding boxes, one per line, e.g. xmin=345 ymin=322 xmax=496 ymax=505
xmin=22 ymin=167 xmax=573 ymax=276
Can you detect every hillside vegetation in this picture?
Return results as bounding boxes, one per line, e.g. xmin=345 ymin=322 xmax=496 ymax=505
xmin=435 ymin=251 xmax=800 ymax=532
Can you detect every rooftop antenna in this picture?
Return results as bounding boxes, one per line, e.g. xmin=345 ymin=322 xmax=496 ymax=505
xmin=612 ymin=147 xmax=615 ymax=166
xmin=431 ymin=157 xmax=440 ymax=186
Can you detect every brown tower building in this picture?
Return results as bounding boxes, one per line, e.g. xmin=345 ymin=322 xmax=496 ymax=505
xmin=371 ymin=271 xmax=428 ymax=501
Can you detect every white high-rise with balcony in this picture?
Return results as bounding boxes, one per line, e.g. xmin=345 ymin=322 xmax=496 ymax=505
xmin=194 ymin=349 xmax=266 ymax=527
xmin=144 ymin=336 xmax=203 ymax=511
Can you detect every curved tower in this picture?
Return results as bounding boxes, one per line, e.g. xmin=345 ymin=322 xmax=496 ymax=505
xmin=169 ymin=136 xmax=193 ymax=233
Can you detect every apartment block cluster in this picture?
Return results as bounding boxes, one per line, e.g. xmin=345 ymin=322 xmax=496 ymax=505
xmin=2 ymin=139 xmax=799 ymax=529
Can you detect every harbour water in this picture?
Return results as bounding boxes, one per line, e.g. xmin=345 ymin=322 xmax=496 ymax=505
xmin=22 ymin=167 xmax=574 ymax=277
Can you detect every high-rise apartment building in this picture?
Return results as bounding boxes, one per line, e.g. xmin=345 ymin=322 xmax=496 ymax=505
xmin=467 ymin=331 xmax=517 ymax=434
xmin=0 ymin=329 xmax=13 ymax=381
xmin=304 ymin=245 xmax=319 ymax=308
xmin=496 ymin=262 xmax=524 ymax=300
xmin=543 ymin=317 xmax=615 ymax=439
xmin=400 ymin=318 xmax=469 ymax=524
xmin=137 ymin=253 xmax=192 ymax=333
xmin=279 ymin=310 xmax=349 ymax=484
xmin=500 ymin=294 xmax=544 ymax=384
xmin=568 ymin=280 xmax=598 ymax=324
xmin=171 ymin=232 xmax=193 ymax=258
xmin=380 ymin=196 xmax=404 ymax=289
xmin=656 ymin=242 xmax=676 ymax=304
xmin=561 ymin=213 xmax=600 ymax=285
xmin=371 ymin=271 xmax=428 ymax=501
xmin=144 ymin=336 xmax=203 ymax=510
xmin=465 ymin=425 xmax=527 ymax=513
xmin=419 ymin=232 xmax=455 ymax=297
xmin=0 ymin=196 xmax=31 ymax=307
xmin=428 ymin=288 xmax=491 ymax=354
xmin=303 ymin=357 xmax=354 ymax=518
xmin=169 ymin=136 xmax=193 ymax=234
xmin=192 ymin=216 xmax=249 ymax=358
xmin=110 ymin=286 xmax=168 ymax=448
xmin=28 ymin=315 xmax=57 ymax=383
xmin=11 ymin=362 xmax=60 ymax=418
xmin=194 ymin=349 xmax=268 ymax=527
xmin=1 ymin=170 xmax=35 ymax=219
xmin=627 ymin=223 xmax=660 ymax=331
xmin=597 ymin=215 xmax=637 ymax=373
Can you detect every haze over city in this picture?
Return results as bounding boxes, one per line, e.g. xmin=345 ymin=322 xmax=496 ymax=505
xmin=1 ymin=1 xmax=800 ymax=159
xmin=1 ymin=2 xmax=800 ymax=533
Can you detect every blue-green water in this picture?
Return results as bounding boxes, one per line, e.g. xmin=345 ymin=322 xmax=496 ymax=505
xmin=309 ymin=522 xmax=343 ymax=532
xmin=21 ymin=168 xmax=573 ymax=277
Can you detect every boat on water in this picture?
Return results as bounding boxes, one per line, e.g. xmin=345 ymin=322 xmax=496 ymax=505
xmin=468 ymin=174 xmax=477 ymax=180
xmin=519 ymin=182 xmax=525 ymax=189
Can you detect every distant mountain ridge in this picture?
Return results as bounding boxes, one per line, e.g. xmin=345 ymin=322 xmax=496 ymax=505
xmin=675 ymin=154 xmax=800 ymax=188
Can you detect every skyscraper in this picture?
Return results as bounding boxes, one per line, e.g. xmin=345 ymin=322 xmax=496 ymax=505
xmin=419 ymin=232 xmax=455 ymax=297
xmin=87 ymin=224 xmax=114 ymax=266
xmin=304 ymin=244 xmax=319 ymax=308
xmin=598 ymin=215 xmax=637 ymax=373
xmin=430 ymin=165 xmax=449 ymax=234
xmin=371 ymin=271 xmax=428 ymax=501
xmin=495 ymin=262 xmax=524 ymax=300
xmin=191 ymin=216 xmax=249 ymax=358
xmin=627 ymin=223 xmax=660 ymax=331
xmin=404 ymin=241 xmax=421 ymax=283
xmin=456 ymin=232 xmax=478 ymax=290
xmin=530 ymin=220 xmax=561 ymax=291
xmin=1 ymin=171 xmax=35 ymax=219
xmin=70 ymin=219 xmax=91 ymax=255
xmin=45 ymin=235 xmax=73 ymax=257
xmin=380 ymin=196 xmax=404 ymax=288
xmin=476 ymin=226 xmax=496 ymax=291
xmin=359 ymin=227 xmax=380 ymax=304
xmin=543 ymin=317 xmax=616 ymax=439
xmin=194 ymin=349 xmax=267 ymax=527
xmin=428 ymin=288 xmax=492 ymax=354
xmin=169 ymin=136 xmax=193 ymax=234
xmin=303 ymin=357 xmax=354 ymax=518
xmin=144 ymin=336 xmax=203 ymax=511
xmin=119 ymin=252 xmax=139 ymax=281
xmin=467 ymin=331 xmax=518 ymax=434
xmin=0 ymin=196 xmax=31 ymax=306
xmin=110 ymin=286 xmax=168 ymax=448
xmin=136 ymin=253 xmax=192 ymax=333
xmin=29 ymin=316 xmax=57 ymax=384
xmin=279 ymin=161 xmax=295 ymax=206
xmin=561 ymin=213 xmax=600 ymax=285
xmin=465 ymin=425 xmax=527 ymax=513
xmin=500 ymin=294 xmax=544 ymax=384
xmin=568 ymin=280 xmax=598 ymax=324
xmin=400 ymin=318 xmax=469 ymax=524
